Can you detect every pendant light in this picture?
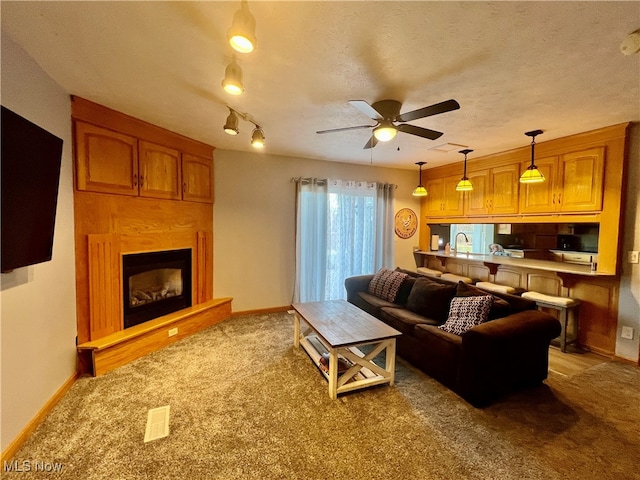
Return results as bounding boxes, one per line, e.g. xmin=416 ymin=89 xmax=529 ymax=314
xmin=223 ymin=108 xmax=239 ymax=135
xmin=222 ymin=57 xmax=244 ymax=95
xmin=227 ymin=0 xmax=257 ymax=54
xmin=412 ymin=161 xmax=428 ymax=197
xmin=519 ymin=129 xmax=545 ymax=183
xmin=251 ymin=126 xmax=265 ymax=148
xmin=455 ymin=149 xmax=474 ymax=191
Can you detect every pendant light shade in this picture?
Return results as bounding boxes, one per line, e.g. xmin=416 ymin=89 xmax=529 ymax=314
xmin=228 ymin=0 xmax=257 ymax=54
xmin=412 ymin=161 xmax=428 ymax=197
xmin=520 ymin=129 xmax=545 ymax=184
xmin=373 ymin=121 xmax=397 ymax=142
xmin=222 ymin=58 xmax=244 ymax=95
xmin=251 ymin=127 xmax=265 ymax=148
xmin=455 ymin=149 xmax=474 ymax=191
xmin=223 ymin=109 xmax=239 ymax=135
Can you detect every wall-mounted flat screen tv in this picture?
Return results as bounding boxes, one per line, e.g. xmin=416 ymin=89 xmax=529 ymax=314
xmin=1 ymin=105 xmax=64 ymax=273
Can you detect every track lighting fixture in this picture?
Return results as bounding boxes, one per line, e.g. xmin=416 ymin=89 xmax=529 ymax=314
xmin=251 ymin=127 xmax=265 ymax=148
xmin=412 ymin=161 xmax=428 ymax=197
xmin=519 ymin=129 xmax=545 ymax=184
xmin=455 ymin=149 xmax=474 ymax=191
xmin=222 ymin=57 xmax=244 ymax=95
xmin=223 ymin=108 xmax=239 ymax=135
xmin=228 ymin=0 xmax=257 ymax=54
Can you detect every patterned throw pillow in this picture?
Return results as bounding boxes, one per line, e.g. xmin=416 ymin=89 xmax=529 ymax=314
xmin=439 ymin=295 xmax=493 ymax=335
xmin=368 ymin=268 xmax=409 ymax=302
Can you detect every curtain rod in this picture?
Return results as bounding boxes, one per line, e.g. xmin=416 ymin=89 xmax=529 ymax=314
xmin=290 ymin=177 xmax=397 ymax=188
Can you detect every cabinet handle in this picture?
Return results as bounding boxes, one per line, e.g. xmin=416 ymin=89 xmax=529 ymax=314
xmin=183 ymin=182 xmax=187 ymax=194
xmin=558 ymin=193 xmax=562 ymax=204
xmin=133 ymin=173 xmax=138 ymax=187
xmin=139 ymin=175 xmax=144 ymax=188
xmin=552 ymin=193 xmax=556 ymax=204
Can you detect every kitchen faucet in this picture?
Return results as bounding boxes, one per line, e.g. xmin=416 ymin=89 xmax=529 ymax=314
xmin=453 ymin=232 xmax=469 ymax=256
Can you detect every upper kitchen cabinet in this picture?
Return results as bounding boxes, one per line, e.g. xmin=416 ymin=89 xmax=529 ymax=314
xmin=75 ymin=122 xmax=139 ymax=196
xmin=519 ymin=147 xmax=604 ymax=214
xmin=182 ymin=154 xmax=214 ymax=204
xmin=424 ymin=175 xmax=464 ymax=217
xmin=138 ymin=140 xmax=182 ymax=200
xmin=465 ymin=163 xmax=520 ymax=216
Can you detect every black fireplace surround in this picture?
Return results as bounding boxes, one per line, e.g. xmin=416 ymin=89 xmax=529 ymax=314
xmin=122 ymin=248 xmax=192 ymax=329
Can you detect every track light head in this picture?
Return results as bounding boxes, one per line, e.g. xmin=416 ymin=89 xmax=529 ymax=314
xmin=228 ymin=1 xmax=257 ymax=53
xmin=251 ymin=127 xmax=265 ymax=148
xmin=222 ymin=58 xmax=244 ymax=95
xmin=223 ymin=109 xmax=239 ymax=135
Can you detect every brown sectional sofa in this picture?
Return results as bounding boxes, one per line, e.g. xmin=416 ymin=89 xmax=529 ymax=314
xmin=345 ymin=270 xmax=561 ymax=407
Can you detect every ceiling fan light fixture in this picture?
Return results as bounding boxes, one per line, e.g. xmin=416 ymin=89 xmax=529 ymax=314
xmin=251 ymin=127 xmax=265 ymax=148
xmin=373 ymin=122 xmax=397 ymax=142
xmin=456 ymin=149 xmax=474 ymax=191
xmin=223 ymin=109 xmax=239 ymax=135
xmin=519 ymin=129 xmax=545 ymax=184
xmin=227 ymin=0 xmax=257 ymax=54
xmin=222 ymin=58 xmax=244 ymax=95
xmin=412 ymin=161 xmax=428 ymax=197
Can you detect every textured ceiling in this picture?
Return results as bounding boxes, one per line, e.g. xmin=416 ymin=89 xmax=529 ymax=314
xmin=2 ymin=1 xmax=639 ymax=170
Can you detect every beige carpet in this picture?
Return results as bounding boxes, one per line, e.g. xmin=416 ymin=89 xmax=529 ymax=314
xmin=5 ymin=312 xmax=640 ymax=480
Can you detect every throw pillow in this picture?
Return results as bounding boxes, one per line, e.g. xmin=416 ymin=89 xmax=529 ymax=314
xmin=368 ymin=268 xmax=409 ymax=302
xmin=455 ymin=281 xmax=512 ymax=320
xmin=439 ymin=295 xmax=493 ymax=335
xmin=405 ymin=277 xmax=457 ymax=323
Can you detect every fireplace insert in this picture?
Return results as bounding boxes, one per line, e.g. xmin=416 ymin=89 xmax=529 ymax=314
xmin=122 ymin=248 xmax=192 ymax=329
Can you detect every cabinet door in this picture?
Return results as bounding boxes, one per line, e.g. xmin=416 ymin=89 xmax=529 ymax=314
xmin=557 ymin=147 xmax=604 ymax=212
xmin=75 ymin=122 xmax=138 ymax=195
xmin=518 ymin=156 xmax=557 ymax=213
xmin=138 ymin=141 xmax=182 ymax=200
xmin=465 ymin=169 xmax=491 ymax=216
xmin=442 ymin=176 xmax=464 ymax=216
xmin=491 ymin=164 xmax=520 ymax=214
xmin=424 ymin=178 xmax=445 ymax=216
xmin=182 ymin=154 xmax=213 ymax=203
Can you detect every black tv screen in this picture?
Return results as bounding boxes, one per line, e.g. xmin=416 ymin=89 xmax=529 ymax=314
xmin=1 ymin=105 xmax=64 ymax=273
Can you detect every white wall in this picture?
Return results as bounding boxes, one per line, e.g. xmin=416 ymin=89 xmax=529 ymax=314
xmin=213 ymin=149 xmax=421 ymax=312
xmin=1 ymin=33 xmax=78 ymax=452
xmin=616 ymin=124 xmax=640 ymax=362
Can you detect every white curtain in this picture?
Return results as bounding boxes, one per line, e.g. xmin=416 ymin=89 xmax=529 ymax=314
xmin=294 ymin=178 xmax=395 ymax=303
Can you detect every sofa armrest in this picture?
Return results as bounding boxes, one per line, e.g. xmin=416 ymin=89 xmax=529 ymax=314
xmin=344 ymin=274 xmax=374 ymax=303
xmin=456 ymin=310 xmax=561 ymax=406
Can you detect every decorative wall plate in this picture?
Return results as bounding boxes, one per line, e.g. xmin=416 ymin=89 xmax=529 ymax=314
xmin=394 ymin=208 xmax=418 ymax=239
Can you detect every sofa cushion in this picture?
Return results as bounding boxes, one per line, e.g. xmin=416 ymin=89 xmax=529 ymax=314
xmin=455 ymin=281 xmax=512 ymax=320
xmin=439 ymin=295 xmax=493 ymax=335
xmin=379 ymin=306 xmax=440 ymax=335
xmin=405 ymin=277 xmax=457 ymax=323
xmin=368 ymin=268 xmax=409 ymax=302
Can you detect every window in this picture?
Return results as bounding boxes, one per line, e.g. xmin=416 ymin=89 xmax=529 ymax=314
xmin=294 ymin=179 xmax=394 ymax=302
xmin=450 ymin=224 xmax=495 ymax=254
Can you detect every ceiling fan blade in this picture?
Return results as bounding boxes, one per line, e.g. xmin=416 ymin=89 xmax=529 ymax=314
xmin=316 ymin=124 xmax=375 ymax=134
xmin=363 ymin=136 xmax=378 ymax=149
xmin=349 ymin=100 xmax=383 ymax=120
xmin=397 ymin=124 xmax=443 ymax=140
xmin=396 ymin=99 xmax=460 ymax=122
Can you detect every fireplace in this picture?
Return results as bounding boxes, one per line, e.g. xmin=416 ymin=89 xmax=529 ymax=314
xmin=122 ymin=249 xmax=192 ymax=329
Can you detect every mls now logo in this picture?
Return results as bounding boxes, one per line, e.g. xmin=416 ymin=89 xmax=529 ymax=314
xmin=4 ymin=460 xmax=64 ymax=473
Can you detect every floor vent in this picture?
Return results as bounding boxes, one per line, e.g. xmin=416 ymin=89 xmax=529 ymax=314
xmin=144 ymin=405 xmax=170 ymax=443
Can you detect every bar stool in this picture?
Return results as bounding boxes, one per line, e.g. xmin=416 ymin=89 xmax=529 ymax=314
xmin=440 ymin=273 xmax=473 ymax=284
xmin=416 ymin=267 xmax=442 ymax=278
xmin=521 ymin=291 xmax=581 ymax=352
xmin=475 ymin=282 xmax=516 ymax=294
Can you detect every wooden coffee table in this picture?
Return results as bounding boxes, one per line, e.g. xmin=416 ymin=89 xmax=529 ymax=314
xmin=292 ymin=300 xmax=401 ymax=399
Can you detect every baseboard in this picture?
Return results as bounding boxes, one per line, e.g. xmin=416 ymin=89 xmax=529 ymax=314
xmin=231 ymin=305 xmax=292 ymax=317
xmin=1 ymin=371 xmax=79 ymax=463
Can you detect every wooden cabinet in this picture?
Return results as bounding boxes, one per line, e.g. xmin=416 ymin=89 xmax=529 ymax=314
xmin=182 ymin=154 xmax=213 ymax=203
xmin=75 ymin=121 xmax=213 ymax=203
xmin=138 ymin=141 xmax=182 ymax=200
xmin=465 ymin=164 xmax=520 ymax=216
xmin=75 ymin=122 xmax=138 ymax=196
xmin=424 ymin=176 xmax=464 ymax=217
xmin=519 ymin=148 xmax=604 ymax=214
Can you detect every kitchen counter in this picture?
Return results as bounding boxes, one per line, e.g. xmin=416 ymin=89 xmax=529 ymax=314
xmin=414 ymin=250 xmax=605 ymax=276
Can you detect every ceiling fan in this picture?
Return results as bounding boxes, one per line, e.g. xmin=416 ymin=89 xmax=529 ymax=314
xmin=317 ymin=98 xmax=460 ymax=149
